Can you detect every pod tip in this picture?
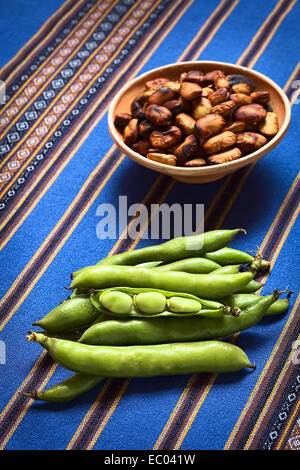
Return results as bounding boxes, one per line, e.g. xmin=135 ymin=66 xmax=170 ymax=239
xmin=249 ymin=363 xmax=256 ymax=370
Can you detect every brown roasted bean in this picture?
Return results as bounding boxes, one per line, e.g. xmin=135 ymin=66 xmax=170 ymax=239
xmin=201 ymin=87 xmax=214 ymax=98
xmin=250 ymin=91 xmax=270 ymax=105
xmin=145 ymin=77 xmax=168 ymax=89
xmin=175 ymin=113 xmax=196 ymax=135
xmin=178 ymin=96 xmax=193 ymax=114
xmin=245 ymin=122 xmax=259 ymax=131
xmin=224 ymin=121 xmax=246 ymax=133
xmin=145 ymin=104 xmax=173 ymax=127
xmin=182 ymin=70 xmax=204 ymax=84
xmin=214 ymin=71 xmax=230 ymax=89
xmin=149 ymin=126 xmax=182 ymax=149
xmin=164 ymin=99 xmax=184 ymax=116
xmin=258 ymin=112 xmax=279 ymax=137
xmin=148 ymin=86 xmax=177 ymax=105
xmin=196 ymin=70 xmax=221 ymax=87
xmin=114 ymin=113 xmax=132 ymax=131
xmin=207 ymin=147 xmax=242 ymax=164
xmin=184 ymin=157 xmax=207 ymax=167
xmin=208 ymin=87 xmax=229 ymax=106
xmin=132 ymin=139 xmax=151 ymax=156
xmin=211 ymin=100 xmax=236 ymax=117
xmin=231 ymin=83 xmax=252 ymax=95
xmin=174 ymin=134 xmax=199 ymax=164
xmin=123 ymin=119 xmax=139 ymax=146
xmin=130 ymin=96 xmax=146 ymax=120
xmin=230 ymin=93 xmax=252 ymax=107
xmin=180 ymin=81 xmax=202 ymax=101
xmin=233 ymin=103 xmax=267 ymax=124
xmin=147 ymin=152 xmax=177 ymax=166
xmin=194 ymin=113 xmax=226 ymax=140
xmin=192 ymin=97 xmax=212 ymax=119
xmin=164 ymin=81 xmax=181 ymax=93
xmin=142 ymin=89 xmax=156 ymax=100
xmin=236 ymin=132 xmax=267 ymax=153
xmin=203 ymin=131 xmax=236 ymax=155
xmin=138 ymin=120 xmax=155 ymax=139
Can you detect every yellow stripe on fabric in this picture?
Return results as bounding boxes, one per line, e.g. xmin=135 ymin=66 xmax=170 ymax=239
xmin=246 ymin=0 xmax=298 ymax=69
xmin=275 ymin=394 xmax=300 ymax=449
xmin=0 ymin=0 xmax=135 ymax=179
xmin=244 ymin=330 xmax=300 ymax=449
xmin=0 ymin=0 xmax=76 ymax=82
xmin=237 ymin=0 xmax=289 ymax=65
xmin=87 ymin=379 xmax=131 ymax=450
xmin=0 ymin=0 xmax=110 ymax=138
xmin=153 ymin=374 xmax=197 ymax=450
xmin=186 ymin=0 xmax=240 ymax=59
xmin=0 ymin=0 xmax=191 ymax=245
xmin=0 ymin=350 xmax=57 ymax=450
xmin=66 ymin=378 xmax=115 ymax=450
xmin=177 ymin=0 xmax=240 ymax=61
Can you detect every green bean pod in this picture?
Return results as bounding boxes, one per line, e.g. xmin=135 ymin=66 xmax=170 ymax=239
xmin=237 ymin=280 xmax=264 ymax=293
xmin=20 ymin=373 xmax=104 ymax=403
xmin=209 ymin=265 xmax=242 ymax=275
xmin=220 ymin=291 xmax=292 ymax=316
xmin=202 ymin=247 xmax=270 ymax=273
xmin=71 ymin=229 xmax=246 ymax=277
xmin=136 ymin=260 xmax=163 ymax=268
xmin=78 ymin=291 xmax=279 ymax=346
xmin=28 ymin=333 xmax=255 ymax=376
xmin=264 ymin=291 xmax=292 ymax=315
xmin=69 ymin=265 xmax=254 ymax=300
xmin=153 ymin=257 xmax=221 ymax=274
xmin=208 ymin=265 xmax=264 ymax=294
xmin=32 ymin=296 xmax=98 ymax=333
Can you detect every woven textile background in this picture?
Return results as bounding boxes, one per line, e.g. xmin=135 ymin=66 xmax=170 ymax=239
xmin=0 ymin=0 xmax=299 ymax=451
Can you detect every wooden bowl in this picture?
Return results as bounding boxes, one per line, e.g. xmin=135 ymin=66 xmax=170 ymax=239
xmin=108 ymin=61 xmax=291 ymax=184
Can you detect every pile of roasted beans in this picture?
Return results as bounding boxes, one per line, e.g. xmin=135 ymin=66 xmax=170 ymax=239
xmin=24 ymin=229 xmax=291 ymax=402
xmin=114 ymin=70 xmax=279 ymax=167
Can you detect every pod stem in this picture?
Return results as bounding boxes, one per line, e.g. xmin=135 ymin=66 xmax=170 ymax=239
xmin=248 ymin=363 xmax=256 ymax=370
xmin=273 ymin=288 xmax=289 ymax=301
xmin=18 ymin=391 xmax=37 ymax=400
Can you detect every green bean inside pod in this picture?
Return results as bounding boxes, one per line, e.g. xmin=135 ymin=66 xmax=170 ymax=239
xmin=69 ymin=265 xmax=254 ymax=300
xmin=90 ymin=287 xmax=231 ymax=318
xmin=71 ymin=229 xmax=246 ymax=278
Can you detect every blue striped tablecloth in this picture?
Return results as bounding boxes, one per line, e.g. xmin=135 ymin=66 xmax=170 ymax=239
xmin=0 ymin=0 xmax=299 ymax=451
